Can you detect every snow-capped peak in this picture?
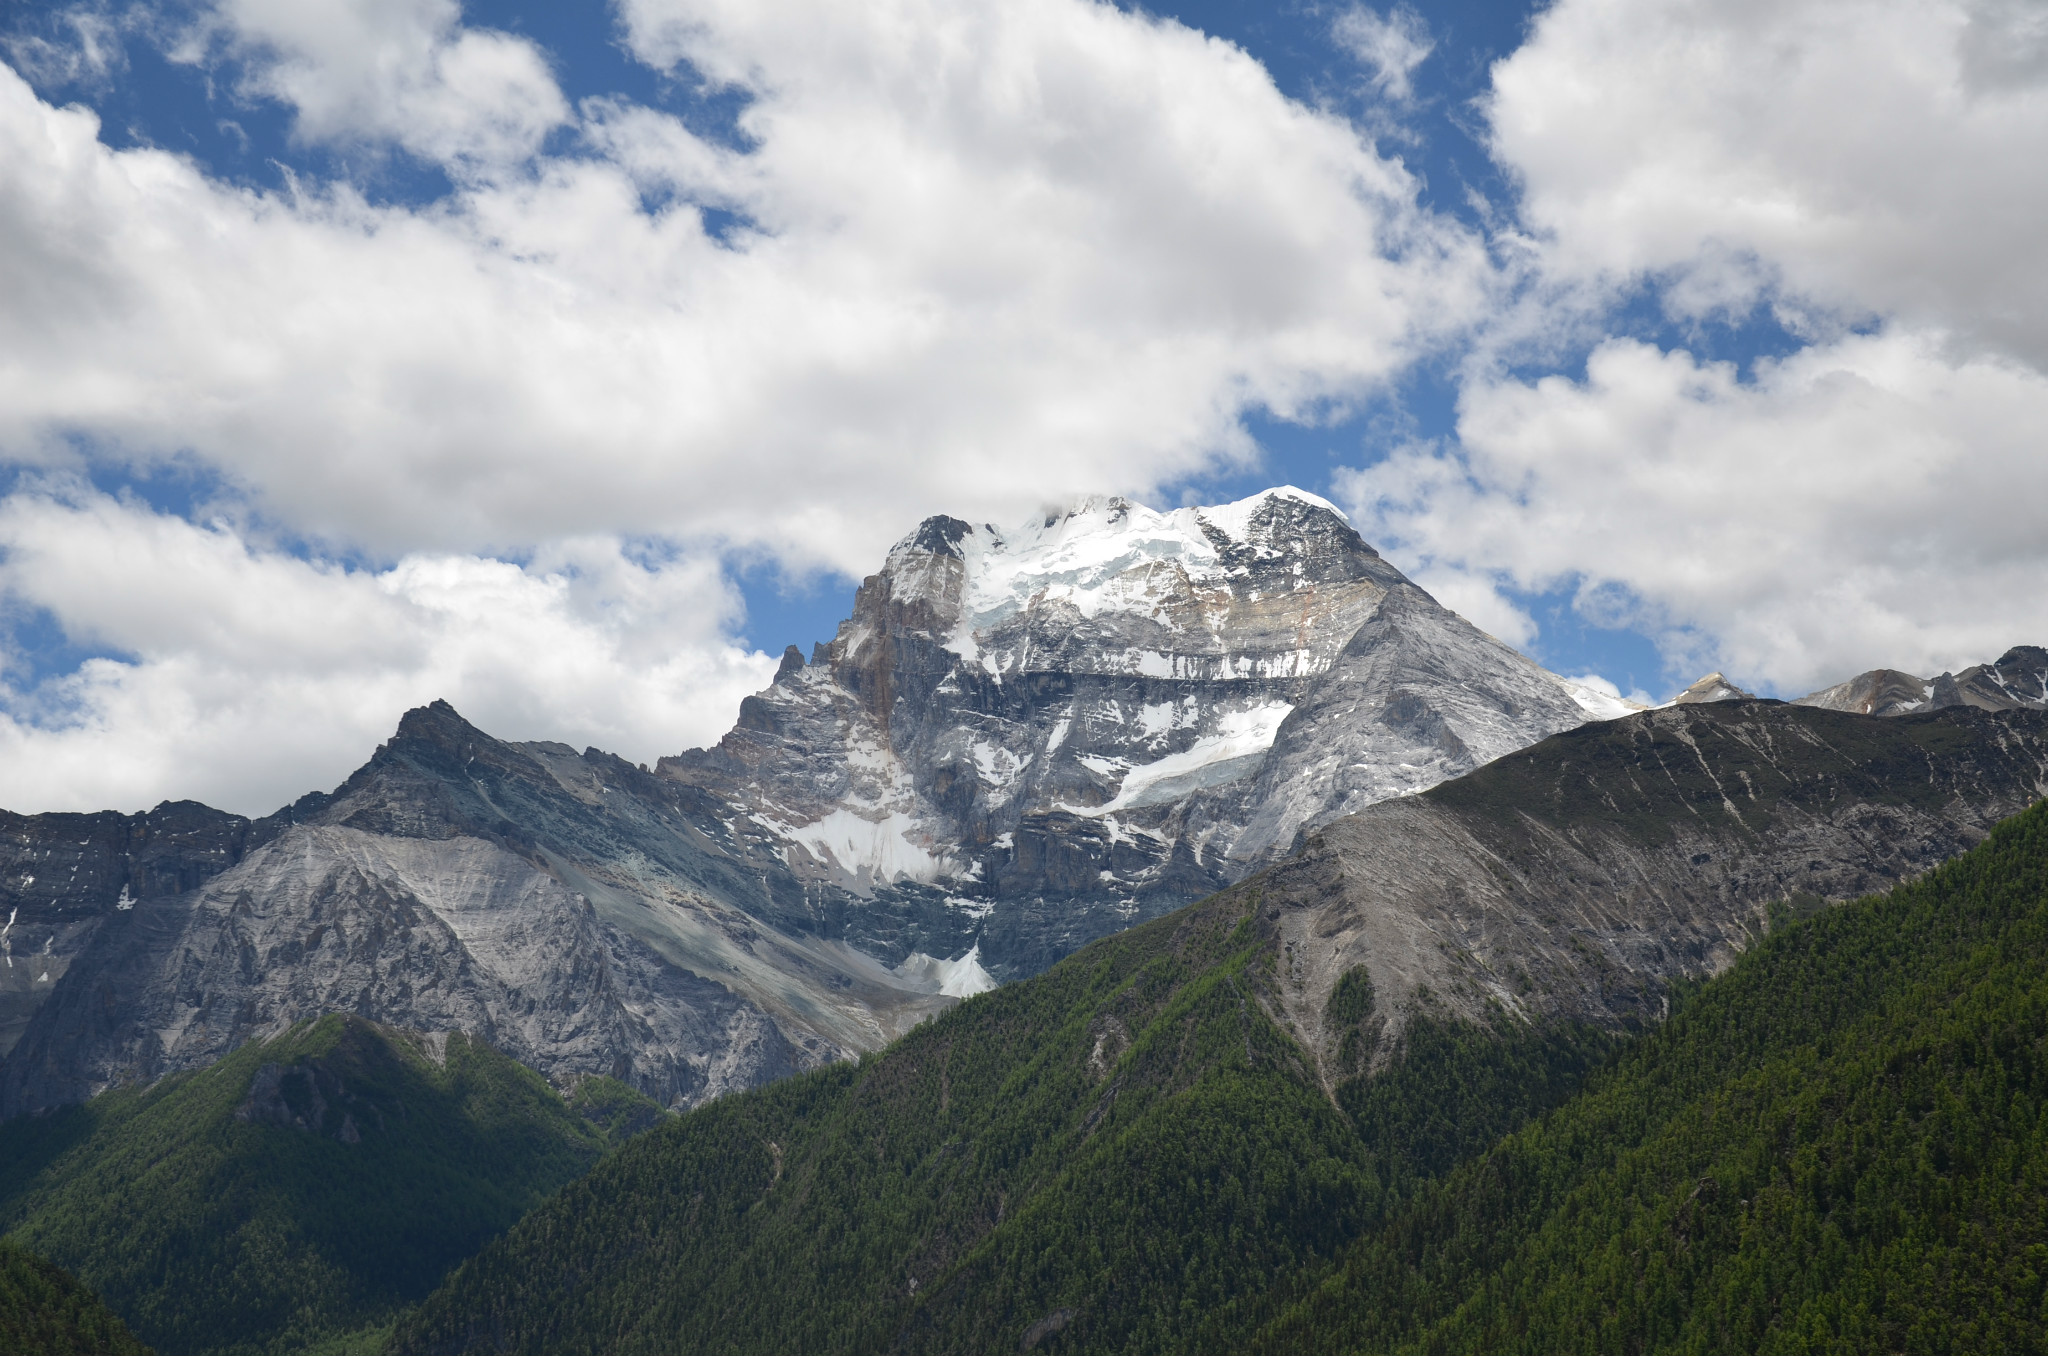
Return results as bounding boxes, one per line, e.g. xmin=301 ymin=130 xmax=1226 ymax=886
xmin=1195 ymin=485 xmax=1350 ymax=539
xmin=884 ymin=487 xmax=1359 ymax=634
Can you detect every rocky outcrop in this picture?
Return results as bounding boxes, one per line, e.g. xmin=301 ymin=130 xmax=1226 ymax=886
xmin=1252 ymin=700 xmax=2048 ymax=1091
xmin=1672 ymin=671 xmax=1753 ymax=704
xmin=0 ymin=801 xmax=287 ymax=1058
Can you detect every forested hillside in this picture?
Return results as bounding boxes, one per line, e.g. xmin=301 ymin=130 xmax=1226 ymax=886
xmin=394 ymin=798 xmax=2048 ymax=1356
xmin=0 ymin=1238 xmax=151 ymax=1355
xmin=0 ymin=1015 xmax=659 ymax=1356
xmin=1252 ymin=793 xmax=2048 ymax=1354
xmin=387 ymin=862 xmax=1609 ymax=1356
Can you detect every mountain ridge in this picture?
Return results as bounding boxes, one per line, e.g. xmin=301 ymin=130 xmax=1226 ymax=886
xmin=0 ymin=489 xmax=1622 ymax=1118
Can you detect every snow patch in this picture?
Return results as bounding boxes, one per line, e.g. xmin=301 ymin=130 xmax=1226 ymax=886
xmin=1197 ymin=485 xmax=1347 ymax=543
xmin=1084 ymin=701 xmax=1294 ymax=814
xmin=785 ymin=809 xmax=944 ymax=884
xmin=900 ymin=488 xmax=1348 ymax=641
xmin=894 ymin=944 xmax=997 ymax=998
xmin=1553 ymin=673 xmax=1652 ymax=721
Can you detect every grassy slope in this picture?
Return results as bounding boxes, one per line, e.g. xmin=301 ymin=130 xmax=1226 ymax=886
xmin=0 ymin=1237 xmax=152 ymax=1355
xmin=1251 ymin=795 xmax=2048 ymax=1355
xmin=0 ymin=1015 xmax=657 ymax=1356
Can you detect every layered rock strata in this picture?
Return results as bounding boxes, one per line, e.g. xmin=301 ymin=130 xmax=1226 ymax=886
xmin=0 ymin=702 xmax=955 ymax=1117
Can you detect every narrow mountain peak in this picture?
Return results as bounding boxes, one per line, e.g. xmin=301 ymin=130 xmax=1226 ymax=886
xmin=1672 ymin=672 xmax=1754 ymax=704
xmin=393 ymin=698 xmax=491 ymax=749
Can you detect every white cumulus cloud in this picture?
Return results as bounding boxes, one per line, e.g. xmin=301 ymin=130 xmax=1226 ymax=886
xmin=1339 ymin=331 xmax=2048 ymax=695
xmin=0 ymin=484 xmax=771 ymax=814
xmin=0 ymin=0 xmax=1489 ymax=575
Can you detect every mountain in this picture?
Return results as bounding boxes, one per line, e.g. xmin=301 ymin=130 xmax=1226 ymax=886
xmin=1670 ymin=670 xmax=1752 ymax=703
xmin=1249 ymin=790 xmax=2048 ymax=1355
xmin=1253 ymin=699 xmax=2048 ymax=1061
xmin=664 ymin=489 xmax=1607 ymax=978
xmin=0 ymin=801 xmax=274 ymax=1060
xmin=384 ymin=699 xmax=2048 ymax=1356
xmin=0 ymin=1013 xmax=653 ymax=1356
xmin=0 ymin=1238 xmax=150 ymax=1356
xmin=0 ymin=701 xmax=956 ymax=1118
xmin=1 ymin=489 xmax=1611 ymax=1118
xmin=1795 ymin=643 xmax=2048 ymax=717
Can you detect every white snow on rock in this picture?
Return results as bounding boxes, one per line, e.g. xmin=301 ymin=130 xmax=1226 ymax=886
xmin=1083 ymin=701 xmax=1296 ymax=814
xmin=785 ymin=809 xmax=945 ymax=884
xmin=927 ymin=487 xmax=1348 ymax=637
xmin=894 ymin=944 xmax=997 ymax=998
xmin=1553 ymin=674 xmax=1652 ymax=721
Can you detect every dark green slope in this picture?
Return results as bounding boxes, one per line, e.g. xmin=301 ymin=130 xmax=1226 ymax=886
xmin=1252 ymin=794 xmax=2048 ymax=1355
xmin=0 ymin=1238 xmax=151 ymax=1355
xmin=389 ymin=876 xmax=1604 ymax=1356
xmin=391 ymin=735 xmax=2048 ymax=1356
xmin=0 ymin=1015 xmax=658 ymax=1356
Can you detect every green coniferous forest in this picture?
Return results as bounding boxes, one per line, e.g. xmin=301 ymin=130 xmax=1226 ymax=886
xmin=0 ymin=1237 xmax=152 ymax=1355
xmin=1246 ymin=790 xmax=2048 ymax=1354
xmin=7 ymin=796 xmax=2047 ymax=1355
xmin=388 ymin=797 xmax=2048 ymax=1356
xmin=0 ymin=1014 xmax=660 ymax=1356
xmin=383 ymin=869 xmax=1609 ymax=1355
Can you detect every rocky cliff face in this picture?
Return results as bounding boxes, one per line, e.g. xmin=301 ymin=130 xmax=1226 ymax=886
xmin=0 ymin=801 xmax=283 ymax=1058
xmin=1251 ymin=700 xmax=2048 ymax=1092
xmin=0 ymin=702 xmax=957 ymax=1117
xmin=664 ymin=489 xmax=1609 ymax=979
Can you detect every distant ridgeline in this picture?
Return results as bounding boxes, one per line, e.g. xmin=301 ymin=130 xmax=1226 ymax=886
xmin=389 ymin=761 xmax=2048 ymax=1355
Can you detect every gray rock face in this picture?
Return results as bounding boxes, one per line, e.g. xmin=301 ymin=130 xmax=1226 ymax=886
xmin=665 ymin=489 xmax=1604 ymax=979
xmin=1251 ymin=701 xmax=2048 ymax=1092
xmin=0 ymin=801 xmax=284 ymax=1059
xmin=1794 ymin=645 xmax=2048 ymax=716
xmin=0 ymin=702 xmax=955 ymax=1117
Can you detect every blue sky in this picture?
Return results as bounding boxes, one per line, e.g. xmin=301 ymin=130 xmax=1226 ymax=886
xmin=0 ymin=0 xmax=2043 ymax=811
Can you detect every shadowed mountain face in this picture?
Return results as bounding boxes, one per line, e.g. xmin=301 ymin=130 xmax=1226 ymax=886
xmin=1257 ymin=700 xmax=2048 ymax=1089
xmin=0 ymin=1013 xmax=650 ymax=1356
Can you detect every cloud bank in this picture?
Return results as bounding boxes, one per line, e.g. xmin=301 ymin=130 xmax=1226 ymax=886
xmin=1340 ymin=0 xmax=2048 ymax=694
xmin=0 ymin=0 xmax=2042 ymax=810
